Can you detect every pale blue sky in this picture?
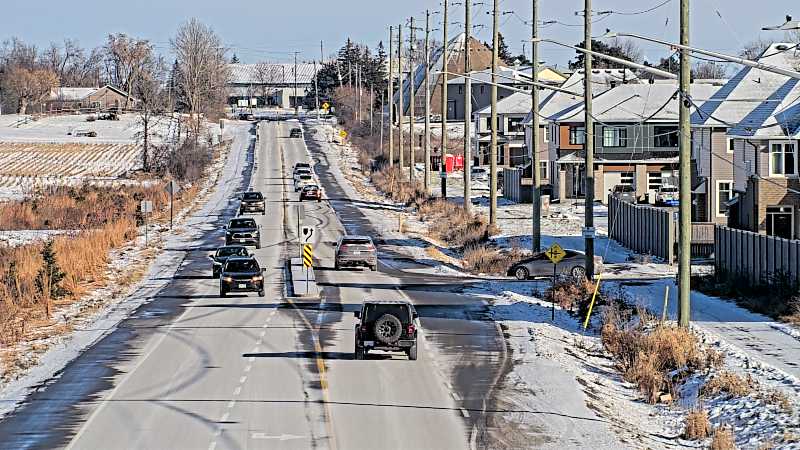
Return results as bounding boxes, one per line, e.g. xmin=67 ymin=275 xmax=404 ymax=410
xmin=1 ymin=0 xmax=797 ymax=69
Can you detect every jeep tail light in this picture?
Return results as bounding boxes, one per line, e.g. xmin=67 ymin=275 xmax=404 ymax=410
xmin=360 ymin=325 xmax=368 ymax=333
xmin=340 ymin=245 xmax=349 ymax=252
xmin=406 ymin=323 xmax=415 ymax=336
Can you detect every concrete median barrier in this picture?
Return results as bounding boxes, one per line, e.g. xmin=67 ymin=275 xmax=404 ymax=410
xmin=287 ymin=257 xmax=319 ymax=298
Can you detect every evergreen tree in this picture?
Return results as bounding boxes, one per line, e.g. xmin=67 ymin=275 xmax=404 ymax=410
xmin=35 ymin=240 xmax=68 ymax=316
xmin=568 ymin=39 xmax=642 ymax=70
xmin=497 ymin=33 xmax=513 ymax=64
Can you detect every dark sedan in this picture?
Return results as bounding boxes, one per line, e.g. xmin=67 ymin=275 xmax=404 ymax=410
xmin=219 ymin=257 xmax=266 ymax=297
xmin=209 ymin=245 xmax=250 ymax=278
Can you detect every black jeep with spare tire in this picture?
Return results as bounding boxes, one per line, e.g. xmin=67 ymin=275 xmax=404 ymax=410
xmin=354 ymin=300 xmax=419 ymax=360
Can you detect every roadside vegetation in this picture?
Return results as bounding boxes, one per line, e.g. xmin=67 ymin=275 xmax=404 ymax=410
xmin=693 ymin=272 xmax=800 ymax=325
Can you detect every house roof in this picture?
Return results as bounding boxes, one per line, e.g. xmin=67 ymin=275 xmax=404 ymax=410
xmin=228 ymin=63 xmax=317 ymax=85
xmin=553 ymin=81 xmax=722 ymax=124
xmin=475 ymin=91 xmax=532 ymax=116
xmin=49 ymin=87 xmax=98 ymax=101
xmin=556 ymin=150 xmax=679 ymax=164
xmin=693 ymin=43 xmax=800 ymax=139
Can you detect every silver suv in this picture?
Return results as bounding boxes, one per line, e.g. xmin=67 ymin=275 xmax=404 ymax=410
xmin=335 ymin=236 xmax=378 ymax=271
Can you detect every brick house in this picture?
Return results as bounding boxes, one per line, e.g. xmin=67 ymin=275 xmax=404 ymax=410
xmin=45 ymin=85 xmax=138 ymax=112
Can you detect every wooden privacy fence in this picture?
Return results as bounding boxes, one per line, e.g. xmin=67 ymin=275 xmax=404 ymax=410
xmin=608 ymin=195 xmax=676 ymax=262
xmin=715 ymin=225 xmax=800 ymax=287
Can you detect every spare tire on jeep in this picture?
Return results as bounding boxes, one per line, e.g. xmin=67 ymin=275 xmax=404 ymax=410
xmin=373 ymin=314 xmax=402 ymax=344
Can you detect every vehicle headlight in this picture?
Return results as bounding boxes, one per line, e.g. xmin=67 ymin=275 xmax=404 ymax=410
xmin=222 ymin=276 xmax=233 ymax=282
xmin=252 ymin=275 xmax=263 ymax=282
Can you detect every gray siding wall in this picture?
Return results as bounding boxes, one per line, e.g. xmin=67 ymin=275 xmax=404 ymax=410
xmin=572 ymin=122 xmax=681 ymax=156
xmin=447 ymin=83 xmax=517 ymax=121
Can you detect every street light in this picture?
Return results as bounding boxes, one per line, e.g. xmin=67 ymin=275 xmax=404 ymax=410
xmin=532 ymin=37 xmax=677 ymax=80
xmin=762 ymin=15 xmax=800 ymax=31
xmin=601 ymin=29 xmax=800 ymax=80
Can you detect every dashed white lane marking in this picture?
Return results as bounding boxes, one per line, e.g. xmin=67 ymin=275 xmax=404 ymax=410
xmin=244 ymin=365 xmax=252 ymax=373
xmin=451 ymin=392 xmax=461 ymax=401
xmin=248 ymin=356 xmax=255 ymax=363
xmin=239 ymin=376 xmax=247 ymax=384
xmin=208 ymin=442 xmax=217 ymax=450
xmin=227 ymin=400 xmax=235 ymax=409
xmin=221 ymin=412 xmax=230 ymax=422
xmin=233 ymin=387 xmax=242 ymax=396
xmin=460 ymin=408 xmax=471 ymax=418
xmin=259 ymin=330 xmax=267 ymax=338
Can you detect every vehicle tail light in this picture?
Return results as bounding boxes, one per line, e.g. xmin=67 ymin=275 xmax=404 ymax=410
xmin=340 ymin=245 xmax=349 ymax=252
xmin=407 ymin=323 xmax=416 ymax=336
xmin=360 ymin=325 xmax=368 ymax=333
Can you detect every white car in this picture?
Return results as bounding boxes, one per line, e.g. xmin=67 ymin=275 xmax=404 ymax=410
xmin=294 ymin=174 xmax=314 ymax=191
xmin=470 ymin=167 xmax=489 ymax=183
xmin=293 ymin=167 xmax=313 ymax=182
xmin=655 ymin=186 xmax=679 ymax=206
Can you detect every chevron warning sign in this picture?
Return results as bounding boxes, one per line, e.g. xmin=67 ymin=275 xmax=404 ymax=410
xmin=302 ymin=244 xmax=313 ymax=268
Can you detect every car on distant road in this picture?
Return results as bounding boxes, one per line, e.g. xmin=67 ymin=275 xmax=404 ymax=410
xmin=290 ymin=128 xmax=303 ymax=138
xmin=239 ymin=191 xmax=266 ymax=215
xmin=209 ymin=245 xmax=250 ymax=278
xmin=219 ymin=256 xmax=266 ymax=297
xmin=238 ymin=112 xmax=255 ymax=121
xmin=507 ymin=249 xmax=603 ymax=280
xmin=354 ymin=300 xmax=419 ymax=360
xmin=299 ymin=184 xmax=322 ymax=202
xmin=224 ymin=217 xmax=261 ymax=249
xmin=335 ymin=235 xmax=377 ymax=271
xmin=294 ymin=174 xmax=314 ymax=191
xmin=71 ymin=129 xmax=97 ymax=137
xmin=611 ymin=185 xmax=636 ymax=203
xmin=655 ymin=186 xmax=679 ymax=206
xmin=294 ymin=162 xmax=311 ymax=171
xmin=293 ymin=167 xmax=313 ymax=182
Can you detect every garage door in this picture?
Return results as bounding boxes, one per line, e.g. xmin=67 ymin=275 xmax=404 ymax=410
xmin=603 ymin=171 xmax=635 ymax=203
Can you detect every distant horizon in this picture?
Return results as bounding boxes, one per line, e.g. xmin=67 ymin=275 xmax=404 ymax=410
xmin=1 ymin=1 xmax=798 ymax=70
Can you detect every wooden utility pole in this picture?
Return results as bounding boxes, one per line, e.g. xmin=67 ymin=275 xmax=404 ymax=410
xmin=389 ymin=26 xmax=395 ymax=166
xmin=294 ymin=51 xmax=299 ymax=117
xmin=424 ymin=10 xmax=432 ymax=191
xmin=440 ymin=0 xmax=449 ymax=199
xmin=678 ymin=0 xmax=691 ymax=326
xmin=531 ymin=0 xmax=542 ymax=251
xmin=489 ymin=0 xmax=499 ymax=225
xmin=398 ymin=24 xmax=405 ymax=172
xmin=409 ymin=16 xmax=416 ymax=181
xmin=583 ymin=0 xmax=595 ymax=279
xmin=463 ymin=0 xmax=472 ymax=212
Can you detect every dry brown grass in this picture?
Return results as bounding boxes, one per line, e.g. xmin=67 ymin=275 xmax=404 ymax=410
xmin=601 ymin=306 xmax=718 ymax=403
xmin=710 ymin=425 xmax=737 ymax=450
xmin=684 ymin=408 xmax=712 ymax=440
xmin=371 ymin=166 xmax=429 ymax=208
xmin=546 ymin=278 xmax=597 ymax=311
xmin=462 ymin=244 xmax=527 ymax=275
xmin=701 ymin=371 xmax=756 ymax=398
xmin=418 ymin=199 xmax=498 ymax=248
xmin=759 ymin=389 xmax=793 ymax=413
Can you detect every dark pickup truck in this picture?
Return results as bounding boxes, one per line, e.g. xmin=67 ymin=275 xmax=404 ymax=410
xmin=354 ymin=300 xmax=419 ymax=360
xmin=239 ymin=191 xmax=266 ymax=215
xmin=224 ymin=217 xmax=261 ymax=249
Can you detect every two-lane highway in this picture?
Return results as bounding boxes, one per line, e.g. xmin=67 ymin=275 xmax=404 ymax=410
xmin=0 ymin=119 xmax=509 ymax=450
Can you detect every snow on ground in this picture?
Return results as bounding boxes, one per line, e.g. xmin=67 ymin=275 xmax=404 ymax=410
xmin=0 ymin=229 xmax=78 ymax=248
xmin=0 ymin=121 xmax=249 ymax=419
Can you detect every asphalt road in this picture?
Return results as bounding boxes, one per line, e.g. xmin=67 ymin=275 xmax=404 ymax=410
xmin=0 ymin=120 xmax=508 ymax=450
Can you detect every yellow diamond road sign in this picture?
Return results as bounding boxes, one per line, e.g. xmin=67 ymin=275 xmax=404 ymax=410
xmin=302 ymin=244 xmax=313 ymax=268
xmin=544 ymin=243 xmax=566 ymax=265
xmin=322 ymin=102 xmax=330 ymax=110
xmin=338 ymin=129 xmax=347 ymax=139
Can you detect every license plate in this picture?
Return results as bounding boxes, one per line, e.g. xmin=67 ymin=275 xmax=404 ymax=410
xmin=238 ymin=283 xmax=247 ymax=289
xmin=239 ymin=239 xmax=246 ymax=242
xmin=363 ymin=341 xmax=374 ymax=347
xmin=352 ymin=251 xmax=361 ymax=255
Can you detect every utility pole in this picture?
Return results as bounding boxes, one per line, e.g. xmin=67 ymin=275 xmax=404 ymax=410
xmin=389 ymin=26 xmax=395 ymax=166
xmin=424 ymin=9 xmax=432 ymax=191
xmin=369 ymin=87 xmax=374 ymax=135
xmin=678 ymin=0 xmax=691 ymax=327
xmin=489 ymin=0 xmax=499 ymax=225
xmin=583 ymin=0 xmax=595 ymax=279
xmin=398 ymin=24 xmax=405 ymax=172
xmin=294 ymin=51 xmax=299 ymax=117
xmin=409 ymin=16 xmax=416 ymax=181
xmin=463 ymin=0 xmax=472 ymax=212
xmin=531 ymin=0 xmax=542 ymax=252
xmin=314 ymin=60 xmax=320 ymax=120
xmin=440 ymin=0 xmax=449 ymax=199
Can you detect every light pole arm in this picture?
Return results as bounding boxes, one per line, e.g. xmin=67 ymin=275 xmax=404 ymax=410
xmin=533 ymin=37 xmax=677 ymax=80
xmin=612 ymin=32 xmax=800 ymax=80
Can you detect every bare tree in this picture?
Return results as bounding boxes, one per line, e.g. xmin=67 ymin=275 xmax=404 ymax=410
xmin=2 ymin=66 xmax=59 ymax=113
xmin=134 ymin=56 xmax=167 ymax=172
xmin=740 ymin=38 xmax=771 ymax=60
xmin=42 ymin=39 xmax=102 ymax=87
xmin=171 ymin=18 xmax=229 ymax=145
xmin=693 ymin=61 xmax=728 ymax=79
xmin=104 ymin=34 xmax=153 ymax=109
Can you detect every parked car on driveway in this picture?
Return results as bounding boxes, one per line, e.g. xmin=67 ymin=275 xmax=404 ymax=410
xmin=655 ymin=186 xmax=679 ymax=206
xmin=209 ymin=245 xmax=250 ymax=278
xmin=507 ymin=249 xmax=603 ymax=280
xmin=471 ymin=167 xmax=489 ymax=183
xmin=224 ymin=217 xmax=261 ymax=249
xmin=219 ymin=256 xmax=266 ymax=297
xmin=335 ymin=235 xmax=377 ymax=271
xmin=354 ymin=300 xmax=419 ymax=360
xmin=239 ymin=191 xmax=266 ymax=215
xmin=611 ymin=185 xmax=636 ymax=203
xmin=300 ymin=184 xmax=322 ymax=201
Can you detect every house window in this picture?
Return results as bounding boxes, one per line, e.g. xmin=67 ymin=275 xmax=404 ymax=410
xmin=603 ymin=127 xmax=627 ymax=147
xmin=539 ymin=161 xmax=548 ymax=180
xmin=716 ymin=180 xmax=734 ymax=217
xmin=569 ymin=126 xmax=585 ymax=145
xmin=508 ymin=117 xmax=524 ymax=133
xmin=769 ymin=142 xmax=797 ymax=176
xmin=648 ymin=172 xmax=663 ymax=190
xmin=620 ymin=172 xmax=635 ymax=186
xmin=727 ymin=138 xmax=735 ymax=154
xmin=766 ymin=206 xmax=794 ymax=239
xmin=653 ymin=126 xmax=679 ymax=147
xmin=543 ymin=125 xmax=550 ymax=143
